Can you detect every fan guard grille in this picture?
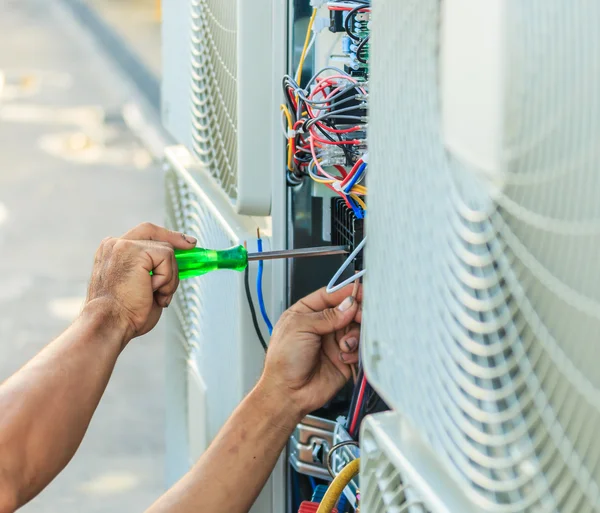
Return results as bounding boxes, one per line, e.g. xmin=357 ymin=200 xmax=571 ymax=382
xmin=364 ymin=1 xmax=600 ymax=511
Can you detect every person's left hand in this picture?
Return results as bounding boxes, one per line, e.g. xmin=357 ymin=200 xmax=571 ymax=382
xmin=259 ymin=284 xmax=362 ymax=418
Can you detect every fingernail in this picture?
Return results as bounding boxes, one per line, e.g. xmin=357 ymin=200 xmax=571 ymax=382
xmin=344 ymin=337 xmax=358 ymax=351
xmin=165 ymin=299 xmax=171 ymax=308
xmin=338 ymin=296 xmax=354 ymax=312
xmin=339 ymin=352 xmax=347 ymax=363
xmin=182 ymin=233 xmax=197 ymax=245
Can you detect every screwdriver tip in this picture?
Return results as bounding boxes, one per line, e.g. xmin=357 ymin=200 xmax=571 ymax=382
xmin=256 ymin=227 xmax=261 ymax=240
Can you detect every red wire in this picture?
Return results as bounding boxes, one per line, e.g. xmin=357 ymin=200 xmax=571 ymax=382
xmin=349 ymin=375 xmax=367 ymax=436
xmin=341 ymin=158 xmax=364 ymax=186
xmin=334 ymin=165 xmax=348 ymax=178
xmin=315 ymin=121 xmax=362 ymax=134
xmin=328 ymin=6 xmax=371 ymax=11
xmin=309 ymin=125 xmax=361 ymax=145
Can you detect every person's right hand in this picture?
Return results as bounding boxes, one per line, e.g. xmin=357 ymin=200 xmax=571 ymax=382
xmin=85 ymin=223 xmax=197 ymax=345
xmin=258 ymin=284 xmax=363 ymax=420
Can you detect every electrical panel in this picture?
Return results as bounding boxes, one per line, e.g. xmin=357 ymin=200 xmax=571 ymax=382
xmin=284 ymin=2 xmax=374 ymax=511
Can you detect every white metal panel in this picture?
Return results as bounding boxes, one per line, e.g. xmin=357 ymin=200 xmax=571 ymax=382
xmin=188 ymin=0 xmax=286 ymax=215
xmin=164 ymin=145 xmax=283 ymax=513
xmin=364 ymin=0 xmax=600 ymax=511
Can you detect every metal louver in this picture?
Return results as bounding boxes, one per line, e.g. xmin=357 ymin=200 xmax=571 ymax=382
xmin=163 ymin=145 xmax=282 ymax=512
xmin=363 ymin=1 xmax=600 ymax=512
xmin=361 ymin=413 xmax=474 ymax=513
xmin=189 ymin=0 xmax=281 ymax=215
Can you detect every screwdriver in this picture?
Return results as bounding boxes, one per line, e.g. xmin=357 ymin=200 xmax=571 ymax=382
xmin=172 ymin=244 xmax=349 ymax=280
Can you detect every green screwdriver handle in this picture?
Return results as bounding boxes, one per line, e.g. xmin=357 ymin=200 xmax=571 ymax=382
xmin=174 ymin=245 xmax=248 ymax=280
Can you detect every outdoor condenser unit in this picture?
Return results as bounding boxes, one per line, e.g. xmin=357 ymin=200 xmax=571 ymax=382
xmin=363 ymin=0 xmax=600 ymax=511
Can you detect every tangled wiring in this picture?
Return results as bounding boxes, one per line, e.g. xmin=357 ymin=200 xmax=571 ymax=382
xmin=282 ymin=2 xmax=369 ymax=294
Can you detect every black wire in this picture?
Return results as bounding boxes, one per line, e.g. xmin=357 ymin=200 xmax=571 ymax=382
xmin=355 ymin=35 xmax=370 ymax=64
xmin=344 ymin=4 xmax=365 ymax=41
xmin=244 ymin=266 xmax=268 ymax=352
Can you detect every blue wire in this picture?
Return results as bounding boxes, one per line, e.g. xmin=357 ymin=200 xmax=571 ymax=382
xmin=309 ymin=476 xmax=317 ymax=491
xmin=344 ymin=162 xmax=367 ymax=193
xmin=256 ymin=237 xmax=273 ymax=335
xmin=346 ymin=195 xmax=364 ymax=220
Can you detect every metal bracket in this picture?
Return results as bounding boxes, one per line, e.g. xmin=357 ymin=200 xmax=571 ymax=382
xmin=289 ymin=415 xmax=336 ymax=480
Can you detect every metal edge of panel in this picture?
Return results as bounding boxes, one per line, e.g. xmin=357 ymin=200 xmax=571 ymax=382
xmin=235 ymin=0 xmax=274 ymax=216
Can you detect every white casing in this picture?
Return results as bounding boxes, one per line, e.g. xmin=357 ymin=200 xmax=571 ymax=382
xmin=361 ymin=412 xmax=477 ymax=513
xmin=364 ymin=0 xmax=600 ymax=511
xmin=164 ymin=146 xmax=285 ymax=513
xmin=162 ymin=0 xmax=287 ymax=215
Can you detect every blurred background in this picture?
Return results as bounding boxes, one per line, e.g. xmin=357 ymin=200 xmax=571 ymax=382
xmin=0 ymin=0 xmax=166 ymax=511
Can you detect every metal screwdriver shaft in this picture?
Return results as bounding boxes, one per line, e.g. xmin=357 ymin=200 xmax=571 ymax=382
xmin=247 ymin=245 xmax=348 ymax=261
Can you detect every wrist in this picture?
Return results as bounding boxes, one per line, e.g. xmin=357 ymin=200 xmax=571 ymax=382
xmin=253 ymin=378 xmax=306 ymax=431
xmin=80 ymin=298 xmax=132 ymax=350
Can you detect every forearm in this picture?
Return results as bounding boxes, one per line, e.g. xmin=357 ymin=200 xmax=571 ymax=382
xmin=0 ymin=300 xmax=127 ymax=509
xmin=147 ymin=381 xmax=303 ymax=513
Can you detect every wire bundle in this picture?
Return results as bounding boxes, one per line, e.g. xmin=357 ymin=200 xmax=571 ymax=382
xmin=281 ymin=65 xmax=368 ymax=219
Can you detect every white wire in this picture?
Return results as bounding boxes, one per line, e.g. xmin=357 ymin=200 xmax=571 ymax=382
xmin=326 ymin=237 xmax=366 ymax=293
xmin=295 ymin=32 xmax=317 ymax=83
xmin=305 ymin=32 xmax=317 ymax=61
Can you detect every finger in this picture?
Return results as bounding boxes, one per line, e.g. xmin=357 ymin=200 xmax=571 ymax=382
xmin=156 ymin=248 xmax=179 ymax=307
xmin=155 ymin=249 xmax=180 ymax=307
xmin=142 ymin=244 xmax=175 ymax=298
xmin=122 ymin=222 xmax=197 ymax=249
xmin=291 ymin=283 xmax=363 ymax=314
xmin=339 ymin=351 xmax=359 ymax=365
xmin=354 ymin=303 xmax=362 ymax=324
xmin=322 ymin=336 xmax=353 ymax=383
xmin=339 ymin=324 xmax=360 ymax=353
xmin=301 ymin=295 xmax=359 ymax=336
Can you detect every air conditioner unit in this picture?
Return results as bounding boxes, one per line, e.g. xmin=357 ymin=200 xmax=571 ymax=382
xmin=162 ymin=0 xmax=286 ymax=215
xmin=163 ymin=145 xmax=285 ymax=513
xmin=364 ymin=0 xmax=600 ymax=511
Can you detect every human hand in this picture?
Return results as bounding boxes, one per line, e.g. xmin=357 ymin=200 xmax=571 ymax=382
xmin=259 ymin=284 xmax=362 ymax=419
xmin=84 ymin=223 xmax=197 ymax=345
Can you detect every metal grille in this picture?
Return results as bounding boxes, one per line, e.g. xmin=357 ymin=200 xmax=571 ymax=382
xmin=190 ymin=0 xmax=238 ymax=199
xmin=163 ymin=146 xmax=281 ymax=512
xmin=364 ymin=1 xmax=600 ymax=511
xmin=361 ymin=415 xmax=432 ymax=513
xmin=165 ymin=156 xmax=241 ymax=441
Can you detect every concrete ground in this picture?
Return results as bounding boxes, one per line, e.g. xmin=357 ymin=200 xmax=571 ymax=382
xmin=87 ymin=0 xmax=161 ymax=78
xmin=0 ymin=0 xmax=166 ymax=511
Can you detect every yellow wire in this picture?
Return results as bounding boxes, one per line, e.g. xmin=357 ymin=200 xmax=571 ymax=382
xmin=351 ymin=185 xmax=367 ymax=195
xmin=296 ymin=8 xmax=317 ymax=85
xmin=316 ymin=459 xmax=360 ymax=513
xmin=280 ymin=104 xmax=294 ymax=171
xmin=351 ymin=194 xmax=367 ymax=210
xmin=280 ymin=104 xmax=293 ymax=128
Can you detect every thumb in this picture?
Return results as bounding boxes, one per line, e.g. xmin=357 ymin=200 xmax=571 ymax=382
xmin=305 ymin=296 xmax=358 ymax=336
